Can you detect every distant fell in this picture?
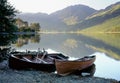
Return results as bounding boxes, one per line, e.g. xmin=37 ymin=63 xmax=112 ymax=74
xmin=50 ymin=4 xmax=96 ymax=25
xmin=16 ymin=2 xmax=120 ymax=32
xmin=87 ymin=2 xmax=120 ymax=19
xmin=16 ymin=4 xmax=96 ymax=30
xmin=74 ymin=2 xmax=120 ymax=31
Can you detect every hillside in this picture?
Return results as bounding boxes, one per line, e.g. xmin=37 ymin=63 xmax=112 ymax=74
xmin=75 ymin=2 xmax=120 ymax=32
xmin=16 ymin=13 xmax=67 ymax=31
xmin=86 ymin=2 xmax=120 ymax=19
xmin=50 ymin=4 xmax=96 ymax=25
xmin=81 ymin=16 xmax=120 ymax=32
xmin=16 ymin=2 xmax=120 ymax=32
xmin=16 ymin=4 xmax=96 ymax=30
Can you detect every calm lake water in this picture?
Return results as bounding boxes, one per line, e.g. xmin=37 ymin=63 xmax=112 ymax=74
xmin=0 ymin=33 xmax=120 ymax=80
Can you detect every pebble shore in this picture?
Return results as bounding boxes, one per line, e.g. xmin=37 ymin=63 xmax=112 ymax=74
xmin=0 ymin=60 xmax=119 ymax=83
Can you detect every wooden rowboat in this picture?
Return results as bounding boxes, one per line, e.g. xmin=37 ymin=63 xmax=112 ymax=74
xmin=55 ymin=55 xmax=96 ymax=76
xmin=9 ymin=51 xmax=68 ymax=72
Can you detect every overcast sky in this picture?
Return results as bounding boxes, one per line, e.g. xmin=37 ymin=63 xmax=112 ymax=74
xmin=8 ymin=0 xmax=120 ymax=14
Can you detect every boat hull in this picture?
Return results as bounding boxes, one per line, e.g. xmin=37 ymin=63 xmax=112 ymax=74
xmin=9 ymin=53 xmax=68 ymax=72
xmin=55 ymin=56 xmax=96 ymax=76
xmin=9 ymin=55 xmax=55 ymax=72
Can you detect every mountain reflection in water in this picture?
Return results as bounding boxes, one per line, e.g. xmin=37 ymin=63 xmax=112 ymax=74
xmin=0 ymin=33 xmax=120 ymax=80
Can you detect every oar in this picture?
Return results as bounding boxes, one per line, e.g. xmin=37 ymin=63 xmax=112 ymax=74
xmin=23 ymin=57 xmax=32 ymax=62
xmin=41 ymin=48 xmax=47 ymax=60
xmin=36 ymin=48 xmax=47 ymax=63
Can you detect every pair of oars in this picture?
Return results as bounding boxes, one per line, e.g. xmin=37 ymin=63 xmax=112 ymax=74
xmin=36 ymin=48 xmax=47 ymax=63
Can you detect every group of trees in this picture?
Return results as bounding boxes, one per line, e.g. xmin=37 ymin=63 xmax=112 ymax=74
xmin=0 ymin=0 xmax=40 ymax=33
xmin=15 ymin=18 xmax=40 ymax=32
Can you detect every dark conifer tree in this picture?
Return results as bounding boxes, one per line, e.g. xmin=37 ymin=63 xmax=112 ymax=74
xmin=0 ymin=0 xmax=18 ymax=33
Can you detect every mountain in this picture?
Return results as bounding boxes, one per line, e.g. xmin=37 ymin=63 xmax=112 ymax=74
xmin=16 ymin=13 xmax=67 ymax=31
xmin=74 ymin=2 xmax=120 ymax=32
xmin=16 ymin=2 xmax=120 ymax=32
xmin=81 ymin=16 xmax=120 ymax=32
xmin=87 ymin=2 xmax=120 ymax=19
xmin=16 ymin=4 xmax=96 ymax=30
xmin=50 ymin=4 xmax=96 ymax=25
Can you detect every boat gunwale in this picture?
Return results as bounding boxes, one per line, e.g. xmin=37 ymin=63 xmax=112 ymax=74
xmin=55 ymin=55 xmax=96 ymax=62
xmin=10 ymin=54 xmax=54 ymax=64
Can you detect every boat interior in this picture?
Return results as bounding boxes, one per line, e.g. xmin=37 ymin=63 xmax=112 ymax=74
xmin=11 ymin=53 xmax=68 ymax=64
xmin=11 ymin=53 xmax=54 ymax=64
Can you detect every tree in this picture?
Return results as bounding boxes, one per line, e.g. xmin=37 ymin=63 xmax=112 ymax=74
xmin=0 ymin=0 xmax=18 ymax=33
xmin=30 ymin=23 xmax=41 ymax=31
xmin=15 ymin=18 xmax=28 ymax=28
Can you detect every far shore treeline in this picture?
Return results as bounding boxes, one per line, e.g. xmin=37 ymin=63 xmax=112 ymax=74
xmin=0 ymin=0 xmax=40 ymax=33
xmin=15 ymin=18 xmax=41 ymax=32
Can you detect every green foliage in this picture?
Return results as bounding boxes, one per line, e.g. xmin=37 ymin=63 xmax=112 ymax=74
xmin=30 ymin=23 xmax=40 ymax=31
xmin=18 ymin=26 xmax=35 ymax=32
xmin=82 ymin=16 xmax=120 ymax=32
xmin=0 ymin=0 xmax=18 ymax=33
xmin=15 ymin=18 xmax=40 ymax=32
xmin=107 ymin=27 xmax=120 ymax=32
xmin=87 ymin=4 xmax=120 ymax=19
xmin=63 ymin=16 xmax=78 ymax=25
xmin=75 ymin=3 xmax=120 ymax=31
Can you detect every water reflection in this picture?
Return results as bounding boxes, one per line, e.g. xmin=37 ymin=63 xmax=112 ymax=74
xmin=10 ymin=34 xmax=95 ymax=58
xmin=13 ymin=34 xmax=40 ymax=47
xmin=11 ymin=33 xmax=120 ymax=61
xmin=1 ymin=33 xmax=120 ymax=60
xmin=0 ymin=33 xmax=120 ymax=80
xmin=0 ymin=34 xmax=17 ymax=46
xmin=93 ymin=52 xmax=120 ymax=80
xmin=80 ymin=33 xmax=120 ymax=60
xmin=73 ymin=64 xmax=96 ymax=77
xmin=0 ymin=33 xmax=40 ymax=61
